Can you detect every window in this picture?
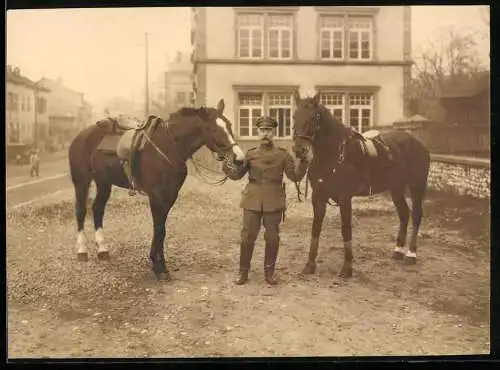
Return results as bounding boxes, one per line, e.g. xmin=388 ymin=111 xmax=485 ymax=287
xmin=319 ymin=16 xmax=344 ymax=60
xmin=8 ymin=92 xmax=14 ymax=111
xmin=176 ymin=92 xmax=186 ymax=105
xmin=320 ymin=93 xmax=345 ymax=123
xmin=349 ymin=94 xmax=373 ymax=132
xmin=319 ymin=91 xmax=374 ymax=131
xmin=348 ymin=17 xmax=372 ymax=60
xmin=27 ymin=96 xmax=31 ymax=112
xmin=237 ymin=14 xmax=264 ymax=59
xmin=37 ymin=97 xmax=47 ymax=114
xmin=268 ymin=15 xmax=293 ymax=59
xmin=21 ymin=95 xmax=25 ymax=112
xmin=237 ymin=91 xmax=293 ymax=139
xmin=238 ymin=93 xmax=263 ymax=138
xmin=269 ymin=93 xmax=292 ymax=137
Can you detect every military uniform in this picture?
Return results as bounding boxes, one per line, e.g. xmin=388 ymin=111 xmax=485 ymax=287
xmin=223 ymin=116 xmax=308 ymax=285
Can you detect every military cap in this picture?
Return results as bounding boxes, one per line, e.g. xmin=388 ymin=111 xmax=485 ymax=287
xmin=255 ymin=116 xmax=278 ymax=129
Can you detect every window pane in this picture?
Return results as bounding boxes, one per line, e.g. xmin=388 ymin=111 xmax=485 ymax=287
xmin=252 ymin=29 xmax=262 ymax=57
xmin=333 ymin=109 xmax=343 ymax=121
xmin=252 ymin=109 xmax=262 ymax=136
xmin=349 ymin=31 xmax=358 ymax=59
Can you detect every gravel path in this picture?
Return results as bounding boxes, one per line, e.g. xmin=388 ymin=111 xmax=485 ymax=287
xmin=7 ymin=171 xmax=490 ymax=357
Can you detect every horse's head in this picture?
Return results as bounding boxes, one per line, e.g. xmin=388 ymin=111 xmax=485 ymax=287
xmin=198 ymin=99 xmax=245 ymax=162
xmin=292 ymin=91 xmax=322 ymax=162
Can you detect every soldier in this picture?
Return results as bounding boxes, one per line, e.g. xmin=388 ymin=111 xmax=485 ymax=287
xmin=29 ymin=148 xmax=40 ymax=177
xmin=223 ymin=116 xmax=309 ymax=285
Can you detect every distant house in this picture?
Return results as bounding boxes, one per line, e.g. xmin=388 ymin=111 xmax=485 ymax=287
xmin=37 ymin=77 xmax=92 ymax=146
xmin=165 ymin=52 xmax=194 ymax=112
xmin=439 ymin=71 xmax=490 ymax=126
xmin=6 ymin=65 xmax=50 ymax=146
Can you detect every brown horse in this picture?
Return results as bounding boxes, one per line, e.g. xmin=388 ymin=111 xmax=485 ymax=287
xmin=68 ymin=99 xmax=245 ymax=280
xmin=292 ymin=92 xmax=430 ymax=278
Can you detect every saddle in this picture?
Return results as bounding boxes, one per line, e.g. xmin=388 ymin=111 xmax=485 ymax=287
xmin=350 ymin=128 xmax=395 ymax=196
xmin=351 ymin=128 xmax=394 ymax=163
xmin=96 ymin=115 xmax=162 ymax=195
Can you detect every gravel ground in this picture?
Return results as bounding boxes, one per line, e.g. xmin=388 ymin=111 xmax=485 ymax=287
xmin=7 ymin=170 xmax=490 ymax=358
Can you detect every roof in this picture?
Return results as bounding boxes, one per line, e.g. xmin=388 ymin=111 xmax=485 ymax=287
xmin=6 ymin=71 xmax=51 ymax=92
xmin=439 ymin=71 xmax=490 ymax=99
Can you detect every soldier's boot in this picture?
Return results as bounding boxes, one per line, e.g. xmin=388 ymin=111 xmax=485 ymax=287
xmin=235 ymin=242 xmax=255 ymax=285
xmin=264 ymin=241 xmax=280 ymax=285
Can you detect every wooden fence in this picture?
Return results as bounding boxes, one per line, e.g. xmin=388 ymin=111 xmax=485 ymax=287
xmin=388 ymin=122 xmax=490 ymax=158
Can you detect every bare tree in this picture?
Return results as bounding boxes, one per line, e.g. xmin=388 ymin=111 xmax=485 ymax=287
xmin=407 ymin=27 xmax=486 ymax=120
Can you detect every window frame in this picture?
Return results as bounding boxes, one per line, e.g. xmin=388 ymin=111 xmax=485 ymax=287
xmin=315 ymin=7 xmax=378 ymax=62
xmin=233 ymin=85 xmax=298 ymax=140
xmin=235 ymin=8 xmax=298 ymax=61
xmin=317 ymin=85 xmax=379 ymax=130
xmin=318 ymin=15 xmax=345 ymax=61
xmin=236 ymin=13 xmax=265 ymax=60
xmin=268 ymin=92 xmax=293 ymax=138
xmin=348 ymin=93 xmax=374 ymax=132
xmin=267 ymin=14 xmax=294 ymax=60
xmin=347 ymin=16 xmax=374 ymax=61
xmin=237 ymin=92 xmax=264 ymax=139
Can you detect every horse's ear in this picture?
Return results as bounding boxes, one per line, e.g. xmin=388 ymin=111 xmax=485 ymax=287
xmin=312 ymin=92 xmax=320 ymax=107
xmin=217 ymin=99 xmax=225 ymax=114
xmin=294 ymin=90 xmax=301 ymax=106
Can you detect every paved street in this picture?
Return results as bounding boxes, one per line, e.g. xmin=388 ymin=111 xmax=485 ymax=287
xmin=6 ymin=150 xmax=72 ymax=210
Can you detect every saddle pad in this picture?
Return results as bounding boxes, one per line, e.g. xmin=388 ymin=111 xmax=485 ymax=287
xmin=363 ymin=139 xmax=379 ymax=158
xmin=96 ymin=133 xmax=122 ymax=153
xmin=116 ymin=129 xmax=138 ymax=160
xmin=362 ymin=129 xmax=380 ymax=139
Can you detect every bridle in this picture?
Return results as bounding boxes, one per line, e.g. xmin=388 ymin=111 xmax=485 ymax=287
xmin=143 ymin=113 xmax=238 ymax=186
xmin=293 ymin=109 xmax=348 ymax=165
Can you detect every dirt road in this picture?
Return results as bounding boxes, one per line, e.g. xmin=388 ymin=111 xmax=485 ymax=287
xmin=7 ymin=173 xmax=490 ymax=357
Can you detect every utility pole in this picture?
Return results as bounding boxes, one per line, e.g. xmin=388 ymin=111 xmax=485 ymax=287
xmin=145 ymin=32 xmax=150 ymax=119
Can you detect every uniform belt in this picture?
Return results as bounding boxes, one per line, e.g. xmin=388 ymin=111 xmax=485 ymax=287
xmin=248 ymin=178 xmax=282 ymax=185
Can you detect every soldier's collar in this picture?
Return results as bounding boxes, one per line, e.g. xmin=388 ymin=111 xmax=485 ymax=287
xmin=259 ymin=141 xmax=275 ymax=150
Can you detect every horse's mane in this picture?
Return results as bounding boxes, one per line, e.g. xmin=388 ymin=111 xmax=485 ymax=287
xmin=316 ymin=104 xmax=350 ymax=137
xmin=169 ymin=107 xmax=205 ymax=119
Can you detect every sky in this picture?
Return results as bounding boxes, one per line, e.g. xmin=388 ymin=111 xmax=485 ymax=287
xmin=6 ymin=5 xmax=489 ymax=108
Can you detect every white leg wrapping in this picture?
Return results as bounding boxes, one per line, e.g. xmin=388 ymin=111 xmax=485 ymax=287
xmin=95 ymin=228 xmax=108 ymax=253
xmin=394 ymin=246 xmax=406 ymax=254
xmin=405 ymin=250 xmax=417 ymax=258
xmin=77 ymin=231 xmax=87 ymax=254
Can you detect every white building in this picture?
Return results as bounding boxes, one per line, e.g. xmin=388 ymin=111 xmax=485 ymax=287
xmin=191 ymin=6 xmax=412 ymax=144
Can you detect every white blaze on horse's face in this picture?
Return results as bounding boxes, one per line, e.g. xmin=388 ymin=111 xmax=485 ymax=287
xmin=216 ymin=118 xmax=245 ymax=161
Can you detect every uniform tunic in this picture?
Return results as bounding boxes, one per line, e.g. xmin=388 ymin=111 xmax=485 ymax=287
xmin=223 ymin=143 xmax=308 ymax=212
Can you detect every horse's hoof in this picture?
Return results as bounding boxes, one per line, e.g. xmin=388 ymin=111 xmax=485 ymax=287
xmin=97 ymin=251 xmax=110 ymax=261
xmin=392 ymin=251 xmax=405 ymax=260
xmin=155 ymin=271 xmax=172 ymax=282
xmin=77 ymin=252 xmax=88 ymax=262
xmin=339 ymin=266 xmax=353 ymax=278
xmin=403 ymin=256 xmax=417 ymax=265
xmin=301 ymin=263 xmax=316 ymax=275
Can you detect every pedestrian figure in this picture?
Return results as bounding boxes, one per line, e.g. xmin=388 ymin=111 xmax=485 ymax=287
xmin=30 ymin=148 xmax=40 ymax=177
xmin=223 ymin=116 xmax=309 ymax=285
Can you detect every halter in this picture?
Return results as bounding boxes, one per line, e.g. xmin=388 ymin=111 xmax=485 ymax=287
xmin=293 ymin=110 xmax=348 ymax=164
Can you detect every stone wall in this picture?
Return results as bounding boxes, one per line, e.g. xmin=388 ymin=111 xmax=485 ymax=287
xmin=191 ymin=145 xmax=491 ymax=200
xmin=428 ymin=154 xmax=490 ymax=199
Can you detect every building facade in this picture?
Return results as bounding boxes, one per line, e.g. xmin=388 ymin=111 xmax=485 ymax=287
xmin=6 ymin=65 xmax=50 ymax=146
xmin=165 ymin=52 xmax=195 ymax=112
xmin=38 ymin=77 xmax=92 ymax=146
xmin=191 ymin=6 xmax=412 ymax=142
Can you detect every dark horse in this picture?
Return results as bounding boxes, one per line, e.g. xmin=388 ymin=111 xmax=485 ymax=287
xmin=68 ymin=99 xmax=245 ymax=279
xmin=292 ymin=92 xmax=430 ymax=278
